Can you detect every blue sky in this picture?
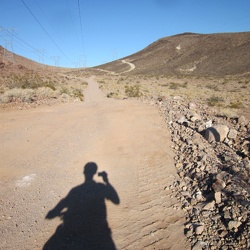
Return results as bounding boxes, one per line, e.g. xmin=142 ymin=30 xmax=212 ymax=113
xmin=0 ymin=0 xmax=249 ymax=68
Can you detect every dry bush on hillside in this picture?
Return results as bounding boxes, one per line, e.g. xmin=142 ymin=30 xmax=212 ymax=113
xmin=0 ymin=88 xmax=35 ymax=103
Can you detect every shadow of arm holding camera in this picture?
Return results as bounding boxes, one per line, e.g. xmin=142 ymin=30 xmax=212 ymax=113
xmin=99 ymin=171 xmax=120 ymax=205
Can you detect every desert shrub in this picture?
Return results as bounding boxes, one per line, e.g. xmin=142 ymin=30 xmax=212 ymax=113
xmin=36 ymin=87 xmax=58 ymax=99
xmin=160 ymin=82 xmax=187 ymax=89
xmin=60 ymin=86 xmax=70 ymax=95
xmin=169 ymin=82 xmax=179 ymax=89
xmin=107 ymin=92 xmax=118 ymax=98
xmin=60 ymin=93 xmax=70 ymax=102
xmin=160 ymin=83 xmax=168 ymax=87
xmin=72 ymin=88 xmax=84 ymax=101
xmin=182 ymin=82 xmax=188 ymax=88
xmin=230 ymin=101 xmax=244 ymax=109
xmin=241 ymin=85 xmax=247 ymax=89
xmin=98 ymin=80 xmax=106 ymax=84
xmin=205 ymin=84 xmax=220 ymax=91
xmin=44 ymin=81 xmax=56 ymax=91
xmin=216 ymin=108 xmax=238 ymax=118
xmin=20 ymin=74 xmax=47 ymax=89
xmin=0 ymin=88 xmax=34 ymax=103
xmin=207 ymin=96 xmax=224 ymax=107
xmin=4 ymin=73 xmax=57 ymax=90
xmin=125 ymin=85 xmax=142 ymax=97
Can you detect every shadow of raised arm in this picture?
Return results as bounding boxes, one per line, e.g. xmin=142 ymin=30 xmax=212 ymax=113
xmin=99 ymin=171 xmax=120 ymax=205
xmin=45 ymin=197 xmax=67 ymax=219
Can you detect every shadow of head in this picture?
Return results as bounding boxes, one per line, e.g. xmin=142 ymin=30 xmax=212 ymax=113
xmin=84 ymin=162 xmax=98 ymax=180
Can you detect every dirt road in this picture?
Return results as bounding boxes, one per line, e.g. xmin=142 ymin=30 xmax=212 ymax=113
xmin=0 ymin=76 xmax=190 ymax=249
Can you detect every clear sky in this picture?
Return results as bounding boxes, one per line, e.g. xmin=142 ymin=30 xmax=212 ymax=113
xmin=0 ymin=0 xmax=249 ymax=68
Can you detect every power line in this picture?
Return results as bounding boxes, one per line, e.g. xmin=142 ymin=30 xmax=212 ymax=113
xmin=0 ymin=27 xmax=15 ymax=63
xmin=77 ymin=0 xmax=86 ymax=65
xmin=65 ymin=0 xmax=78 ymax=38
xmin=0 ymin=25 xmax=51 ymax=65
xmin=34 ymin=0 xmax=62 ymax=41
xmin=21 ymin=0 xmax=72 ymax=64
xmin=0 ymin=24 xmax=37 ymax=52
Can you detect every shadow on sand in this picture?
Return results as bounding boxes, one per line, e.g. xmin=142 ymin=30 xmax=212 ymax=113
xmin=43 ymin=162 xmax=120 ymax=250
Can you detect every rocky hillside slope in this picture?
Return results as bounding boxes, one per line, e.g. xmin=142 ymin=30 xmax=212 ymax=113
xmin=96 ymin=32 xmax=250 ymax=77
xmin=143 ymin=94 xmax=250 ymax=249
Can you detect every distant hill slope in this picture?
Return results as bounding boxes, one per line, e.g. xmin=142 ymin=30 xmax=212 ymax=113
xmin=96 ymin=32 xmax=250 ymax=77
xmin=0 ymin=46 xmax=68 ymax=75
xmin=0 ymin=45 xmax=44 ymax=70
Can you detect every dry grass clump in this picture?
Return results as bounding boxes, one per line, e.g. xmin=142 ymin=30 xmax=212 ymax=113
xmin=0 ymin=88 xmax=34 ymax=103
xmin=124 ymin=85 xmax=142 ymax=97
xmin=0 ymin=71 xmax=87 ymax=104
xmin=0 ymin=87 xmax=60 ymax=104
xmin=229 ymin=101 xmax=245 ymax=109
xmin=215 ymin=107 xmax=238 ymax=118
xmin=3 ymin=73 xmax=57 ymax=90
xmin=168 ymin=81 xmax=188 ymax=89
xmin=207 ymin=96 xmax=225 ymax=107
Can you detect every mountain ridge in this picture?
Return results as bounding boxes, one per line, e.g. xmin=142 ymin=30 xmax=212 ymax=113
xmin=1 ymin=31 xmax=250 ymax=78
xmin=96 ymin=32 xmax=250 ymax=77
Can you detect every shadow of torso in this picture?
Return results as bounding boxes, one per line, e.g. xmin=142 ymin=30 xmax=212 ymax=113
xmin=43 ymin=180 xmax=117 ymax=250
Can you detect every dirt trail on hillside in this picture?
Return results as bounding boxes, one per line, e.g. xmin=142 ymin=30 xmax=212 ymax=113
xmin=0 ymin=76 xmax=190 ymax=249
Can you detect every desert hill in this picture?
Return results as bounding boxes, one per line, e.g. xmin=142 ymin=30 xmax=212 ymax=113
xmin=0 ymin=45 xmax=42 ymax=69
xmin=1 ymin=32 xmax=250 ymax=78
xmin=96 ymin=32 xmax=250 ymax=77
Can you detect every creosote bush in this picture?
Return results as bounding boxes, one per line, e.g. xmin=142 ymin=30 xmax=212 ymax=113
xmin=0 ymin=88 xmax=34 ymax=103
xmin=125 ymin=85 xmax=142 ymax=97
xmin=207 ymin=96 xmax=224 ymax=107
xmin=72 ymin=89 xmax=84 ymax=101
xmin=230 ymin=101 xmax=244 ymax=109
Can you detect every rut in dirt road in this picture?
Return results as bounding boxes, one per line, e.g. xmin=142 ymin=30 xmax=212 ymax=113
xmin=0 ymin=76 xmax=190 ymax=249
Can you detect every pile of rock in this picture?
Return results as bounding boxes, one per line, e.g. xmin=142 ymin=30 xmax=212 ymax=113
xmin=145 ymin=96 xmax=250 ymax=249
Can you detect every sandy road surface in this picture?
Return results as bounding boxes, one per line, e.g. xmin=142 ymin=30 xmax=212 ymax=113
xmin=0 ymin=76 xmax=190 ymax=249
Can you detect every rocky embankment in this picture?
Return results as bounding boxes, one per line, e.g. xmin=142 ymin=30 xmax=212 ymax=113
xmin=145 ymin=96 xmax=250 ymax=249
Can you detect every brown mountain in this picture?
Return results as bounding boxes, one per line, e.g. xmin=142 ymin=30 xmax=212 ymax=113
xmin=1 ymin=32 xmax=250 ymax=78
xmin=0 ymin=45 xmax=70 ymax=88
xmin=96 ymin=32 xmax=250 ymax=77
xmin=0 ymin=45 xmax=46 ymax=70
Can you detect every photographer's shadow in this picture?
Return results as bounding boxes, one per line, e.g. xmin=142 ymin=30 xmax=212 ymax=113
xmin=43 ymin=162 xmax=120 ymax=250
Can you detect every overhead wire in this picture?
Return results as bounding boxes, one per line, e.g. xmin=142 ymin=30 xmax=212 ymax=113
xmin=34 ymin=0 xmax=63 ymax=42
xmin=20 ymin=0 xmax=72 ymax=64
xmin=65 ymin=0 xmax=78 ymax=38
xmin=0 ymin=24 xmax=37 ymax=52
xmin=77 ymin=0 xmax=86 ymax=63
xmin=0 ymin=25 xmax=52 ymax=64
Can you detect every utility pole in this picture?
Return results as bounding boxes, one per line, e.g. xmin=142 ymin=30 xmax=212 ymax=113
xmin=113 ymin=48 xmax=118 ymax=61
xmin=74 ymin=61 xmax=79 ymax=68
xmin=79 ymin=54 xmax=87 ymax=68
xmin=0 ymin=27 xmax=15 ymax=64
xmin=36 ymin=49 xmax=45 ymax=66
xmin=51 ymin=56 xmax=60 ymax=67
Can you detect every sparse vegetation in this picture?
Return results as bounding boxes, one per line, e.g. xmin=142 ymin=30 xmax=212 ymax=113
xmin=169 ymin=82 xmax=179 ymax=89
xmin=107 ymin=92 xmax=118 ymax=98
xmin=207 ymin=96 xmax=224 ymax=107
xmin=0 ymin=31 xmax=249 ymax=120
xmin=230 ymin=101 xmax=244 ymax=109
xmin=60 ymin=86 xmax=70 ymax=95
xmin=125 ymin=85 xmax=142 ymax=97
xmin=72 ymin=89 xmax=84 ymax=101
xmin=205 ymin=84 xmax=220 ymax=91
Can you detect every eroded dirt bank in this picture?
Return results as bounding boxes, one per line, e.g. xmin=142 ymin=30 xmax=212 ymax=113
xmin=0 ymin=77 xmax=189 ymax=249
